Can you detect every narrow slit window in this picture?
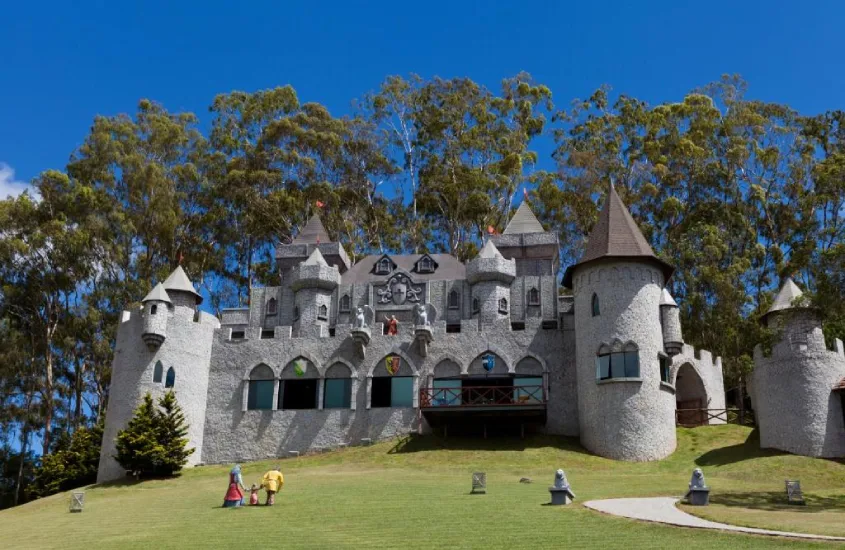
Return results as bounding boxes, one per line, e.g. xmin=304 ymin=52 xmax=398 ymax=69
xmin=165 ymin=367 xmax=175 ymax=388
xmin=592 ymin=293 xmax=600 ymax=317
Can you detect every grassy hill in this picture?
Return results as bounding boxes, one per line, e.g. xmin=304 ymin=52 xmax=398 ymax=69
xmin=1 ymin=426 xmax=843 ymax=549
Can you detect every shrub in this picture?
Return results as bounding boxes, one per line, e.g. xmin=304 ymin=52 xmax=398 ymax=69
xmin=34 ymin=423 xmax=102 ymax=496
xmin=114 ymin=391 xmax=194 ymax=478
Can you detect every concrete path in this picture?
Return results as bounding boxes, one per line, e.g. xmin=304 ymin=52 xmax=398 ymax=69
xmin=583 ymin=497 xmax=845 ymax=542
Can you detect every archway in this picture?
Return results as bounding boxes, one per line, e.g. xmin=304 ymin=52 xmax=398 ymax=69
xmin=675 ymin=363 xmax=708 ymax=426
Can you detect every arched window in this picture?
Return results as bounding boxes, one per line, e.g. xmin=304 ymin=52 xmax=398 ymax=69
xmin=247 ymin=364 xmax=275 ymax=410
xmin=266 ymin=298 xmax=277 ymax=316
xmin=279 ymin=358 xmax=318 ymax=410
xmin=317 ymin=304 xmax=328 ymax=320
xmin=596 ymin=342 xmax=639 ymax=380
xmin=448 ymin=289 xmax=460 ymax=309
xmin=498 ymin=297 xmax=508 ymax=314
xmin=153 ymin=361 xmax=163 ymax=383
xmin=150 ymin=304 xmax=158 ymax=315
xmin=527 ymin=287 xmax=540 ymax=306
xmin=339 ymin=294 xmax=351 ymax=312
xmin=371 ymin=356 xmax=413 ymax=408
xmin=591 ymin=293 xmax=600 ymax=317
xmin=165 ymin=367 xmax=175 ymax=388
xmin=472 ymin=297 xmax=479 ymax=314
xmin=324 ymin=363 xmax=353 ymax=409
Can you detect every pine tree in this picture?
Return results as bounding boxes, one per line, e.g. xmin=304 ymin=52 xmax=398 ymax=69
xmin=154 ymin=391 xmax=194 ymax=475
xmin=34 ymin=423 xmax=103 ymax=496
xmin=113 ymin=392 xmax=194 ymax=479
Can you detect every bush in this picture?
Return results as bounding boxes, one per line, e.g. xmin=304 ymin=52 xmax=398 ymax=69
xmin=114 ymin=391 xmax=194 ymax=478
xmin=34 ymin=423 xmax=102 ymax=496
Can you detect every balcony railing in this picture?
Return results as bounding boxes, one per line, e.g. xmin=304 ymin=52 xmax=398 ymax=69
xmin=419 ymin=385 xmax=546 ymax=408
xmin=675 ymin=408 xmax=755 ymax=427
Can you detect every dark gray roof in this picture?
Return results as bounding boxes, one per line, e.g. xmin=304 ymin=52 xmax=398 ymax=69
xmin=503 ymin=202 xmax=545 ymax=234
xmin=563 ymin=182 xmax=673 ymax=287
xmin=293 ymin=215 xmax=331 ymax=244
xmin=162 ymin=266 xmax=203 ymax=304
xmin=142 ymin=283 xmax=172 ymax=304
xmin=761 ymin=278 xmax=810 ymax=325
xmin=342 ymin=254 xmax=466 ymax=284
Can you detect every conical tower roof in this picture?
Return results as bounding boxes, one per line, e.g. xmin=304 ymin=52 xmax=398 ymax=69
xmin=303 ymin=247 xmax=328 ymax=266
xmin=478 ymin=239 xmax=503 ymax=259
xmin=563 ymin=182 xmax=673 ymax=287
xmin=659 ymin=288 xmax=678 ymax=307
xmin=162 ymin=265 xmax=202 ymax=304
xmin=503 ymin=201 xmax=545 ymax=234
xmin=293 ymin=214 xmax=331 ymax=244
xmin=141 ymin=282 xmax=172 ymax=304
xmin=761 ymin=278 xmax=807 ymax=323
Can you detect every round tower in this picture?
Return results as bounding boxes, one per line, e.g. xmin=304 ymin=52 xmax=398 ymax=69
xmin=466 ymin=240 xmax=516 ymax=327
xmin=141 ymin=283 xmax=171 ymax=350
xmin=97 ymin=266 xmax=219 ymax=483
xmin=564 ymin=182 xmax=677 ymax=461
xmin=660 ymin=288 xmax=684 ymax=356
xmin=751 ymin=279 xmax=845 ymax=457
xmin=290 ymin=248 xmax=340 ymax=337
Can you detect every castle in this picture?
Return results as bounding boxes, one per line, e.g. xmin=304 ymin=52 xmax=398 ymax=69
xmin=99 ymin=184 xmax=738 ymax=482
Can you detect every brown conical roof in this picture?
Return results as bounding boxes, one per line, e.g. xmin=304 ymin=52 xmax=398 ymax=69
xmin=293 ymin=215 xmax=330 ymax=244
xmin=503 ymin=201 xmax=545 ymax=234
xmin=563 ymin=182 xmax=673 ymax=287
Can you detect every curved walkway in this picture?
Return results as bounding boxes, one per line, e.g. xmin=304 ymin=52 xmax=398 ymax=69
xmin=583 ymin=497 xmax=845 ymax=542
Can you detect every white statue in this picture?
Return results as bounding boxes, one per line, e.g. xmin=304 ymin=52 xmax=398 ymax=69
xmin=553 ymin=469 xmax=570 ymax=490
xmin=415 ymin=303 xmax=429 ymax=326
xmin=688 ymin=467 xmax=706 ymax=490
xmin=355 ymin=307 xmax=366 ymax=328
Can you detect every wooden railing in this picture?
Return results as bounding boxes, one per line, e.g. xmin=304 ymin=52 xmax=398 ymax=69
xmin=419 ymin=385 xmax=546 ymax=408
xmin=675 ymin=408 xmax=755 ymax=427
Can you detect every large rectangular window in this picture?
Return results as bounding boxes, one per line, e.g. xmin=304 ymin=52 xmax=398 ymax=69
xmin=659 ymin=354 xmax=671 ymax=383
xmin=624 ymin=351 xmax=640 ymax=378
xmin=371 ymin=377 xmax=414 ymax=408
xmin=248 ymin=380 xmax=274 ymax=410
xmin=432 ymin=379 xmax=462 ymax=406
xmin=324 ymin=378 xmax=352 ymax=409
xmin=610 ymin=353 xmax=625 ymax=378
xmin=279 ymin=379 xmax=318 ymax=409
xmin=513 ymin=377 xmax=543 ymax=403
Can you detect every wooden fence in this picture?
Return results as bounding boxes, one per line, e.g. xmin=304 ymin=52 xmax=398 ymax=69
xmin=675 ymin=408 xmax=755 ymax=427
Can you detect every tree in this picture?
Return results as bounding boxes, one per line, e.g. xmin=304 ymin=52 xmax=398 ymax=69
xmin=34 ymin=423 xmax=102 ymax=496
xmin=114 ymin=392 xmax=193 ymax=478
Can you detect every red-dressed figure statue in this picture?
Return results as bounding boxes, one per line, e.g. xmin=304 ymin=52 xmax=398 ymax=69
xmin=384 ymin=315 xmax=398 ymax=336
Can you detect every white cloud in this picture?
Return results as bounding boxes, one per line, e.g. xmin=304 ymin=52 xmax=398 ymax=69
xmin=0 ymin=162 xmax=33 ymax=199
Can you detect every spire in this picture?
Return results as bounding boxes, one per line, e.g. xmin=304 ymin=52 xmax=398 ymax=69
xmin=162 ymin=265 xmax=203 ymax=304
xmin=503 ymin=201 xmax=545 ymax=234
xmin=478 ymin=239 xmax=503 ymax=259
xmin=293 ymin=214 xmax=331 ymax=244
xmin=659 ymin=288 xmax=678 ymax=307
xmin=142 ymin=282 xmax=172 ymax=304
xmin=303 ymin=247 xmax=328 ymax=266
xmin=765 ymin=278 xmax=805 ymax=317
xmin=563 ymin=181 xmax=673 ymax=287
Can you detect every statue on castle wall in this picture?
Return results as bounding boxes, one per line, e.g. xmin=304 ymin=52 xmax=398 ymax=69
xmin=384 ymin=315 xmax=398 ymax=335
xmin=415 ymin=303 xmax=428 ymax=326
xmin=354 ymin=305 xmax=374 ymax=329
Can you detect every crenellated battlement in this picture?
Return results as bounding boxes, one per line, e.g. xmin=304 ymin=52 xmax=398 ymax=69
xmin=677 ymin=343 xmax=722 ymax=372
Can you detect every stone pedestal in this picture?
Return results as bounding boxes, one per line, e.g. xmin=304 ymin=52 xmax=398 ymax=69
xmin=548 ymin=487 xmax=575 ymax=505
xmin=351 ymin=327 xmax=371 ymax=357
xmin=414 ymin=325 xmax=433 ymax=356
xmin=686 ymin=488 xmax=710 ymax=506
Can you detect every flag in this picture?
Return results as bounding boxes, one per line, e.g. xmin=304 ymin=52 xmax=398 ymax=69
xmin=487 ymin=225 xmax=496 ymax=235
xmin=523 ymin=188 xmax=529 ymax=200
xmin=177 ymin=251 xmax=184 ymax=265
xmin=316 ymin=200 xmax=325 ymax=208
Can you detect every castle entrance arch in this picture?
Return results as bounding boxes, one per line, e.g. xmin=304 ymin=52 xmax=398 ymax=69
xmin=675 ymin=363 xmax=708 ymax=426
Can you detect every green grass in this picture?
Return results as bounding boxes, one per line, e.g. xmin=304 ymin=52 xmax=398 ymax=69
xmin=2 ymin=426 xmax=844 ymax=549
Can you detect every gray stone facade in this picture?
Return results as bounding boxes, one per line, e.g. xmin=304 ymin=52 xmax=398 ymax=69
xmin=750 ymin=280 xmax=845 ymax=458
xmin=97 ymin=198 xmax=733 ymax=483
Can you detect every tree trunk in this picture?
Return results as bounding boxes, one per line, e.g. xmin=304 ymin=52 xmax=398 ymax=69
xmin=14 ymin=389 xmax=34 ymax=507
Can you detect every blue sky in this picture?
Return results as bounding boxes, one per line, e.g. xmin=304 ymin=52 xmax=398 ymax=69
xmin=1 ymin=0 xmax=844 ymax=196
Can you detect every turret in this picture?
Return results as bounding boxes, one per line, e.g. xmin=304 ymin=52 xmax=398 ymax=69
xmin=751 ymin=278 xmax=845 ymax=457
xmin=567 ymin=181 xmax=677 ymax=461
xmin=466 ymin=240 xmax=515 ymax=327
xmin=141 ymin=283 xmax=171 ymax=350
xmin=162 ymin=265 xmax=203 ymax=309
xmin=291 ymin=248 xmax=340 ymax=337
xmin=660 ymin=288 xmax=683 ymax=356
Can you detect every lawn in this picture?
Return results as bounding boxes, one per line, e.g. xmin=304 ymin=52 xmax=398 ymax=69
xmin=1 ymin=426 xmax=844 ymax=549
